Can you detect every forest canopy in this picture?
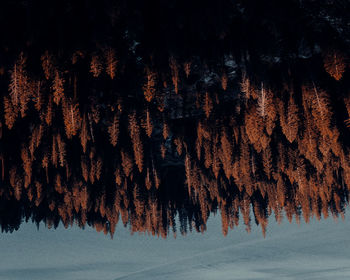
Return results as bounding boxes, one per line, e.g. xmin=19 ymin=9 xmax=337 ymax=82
xmin=0 ymin=0 xmax=350 ymax=238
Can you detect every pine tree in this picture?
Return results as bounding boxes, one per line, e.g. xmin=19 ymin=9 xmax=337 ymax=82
xmin=62 ymin=98 xmax=82 ymax=139
xmin=56 ymin=134 xmax=66 ymax=167
xmin=145 ymin=168 xmax=152 ymax=190
xmin=221 ymin=72 xmax=228 ymax=91
xmin=245 ymin=104 xmax=263 ymax=151
xmin=80 ymin=114 xmax=89 ymax=153
xmin=114 ymin=167 xmax=122 ymax=186
xmin=104 ymin=48 xmax=117 ymax=79
xmin=262 ymin=147 xmax=273 ymax=179
xmin=33 ymin=81 xmax=43 ymax=112
xmin=141 ymin=109 xmax=153 ymax=138
xmin=3 ymin=96 xmax=18 ymax=129
xmin=21 ymin=146 xmax=32 ymax=188
xmin=143 ymin=68 xmax=157 ymax=102
xmin=203 ymin=92 xmax=213 ymax=118
xmin=183 ymin=61 xmax=191 ymax=78
xmin=96 ymin=157 xmax=103 ymax=181
xmin=203 ymin=140 xmax=212 ymax=169
xmin=52 ymin=70 xmax=64 ymax=105
xmin=41 ymin=51 xmax=54 ymax=80
xmin=9 ymin=53 xmax=28 ymax=108
xmin=174 ymin=137 xmax=183 ymax=156
xmin=45 ymin=95 xmax=53 ymax=126
xmin=152 ymin=163 xmax=160 ymax=189
xmin=81 ymin=157 xmax=89 ymax=182
xmin=283 ymin=94 xmax=299 ymax=143
xmin=185 ymin=153 xmax=192 ymax=193
xmin=257 ymin=82 xmax=267 ymax=117
xmin=90 ymin=54 xmax=103 ymax=78
xmin=128 ymin=112 xmax=143 ymax=172
xmin=108 ymin=114 xmax=119 ymax=146
xmin=169 ymin=57 xmax=179 ymax=94
xmin=163 ymin=121 xmax=169 ymax=139
xmin=89 ymin=158 xmax=96 ymax=184
xmin=121 ymin=150 xmax=133 ymax=177
xmin=240 ymin=73 xmax=251 ymax=99
xmin=220 ymin=129 xmax=233 ymax=179
xmin=160 ymin=143 xmax=166 ymax=159
xmin=323 ymin=51 xmax=346 ymax=81
xmin=212 ymin=135 xmax=221 ymax=179
xmin=51 ymin=135 xmax=58 ymax=167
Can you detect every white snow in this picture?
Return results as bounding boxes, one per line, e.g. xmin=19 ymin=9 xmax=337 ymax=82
xmin=0 ymin=212 xmax=350 ymax=280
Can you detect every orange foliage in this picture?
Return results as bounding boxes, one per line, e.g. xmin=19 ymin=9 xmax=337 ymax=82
xmin=104 ymin=48 xmax=117 ymax=79
xmin=62 ymin=98 xmax=82 ymax=139
xmin=169 ymin=57 xmax=179 ymax=94
xmin=108 ymin=114 xmax=119 ymax=146
xmin=323 ymin=51 xmax=346 ymax=81
xmin=90 ymin=54 xmax=103 ymax=78
xmin=52 ymin=71 xmax=64 ymax=105
xmin=41 ymin=51 xmax=54 ymax=80
xmin=143 ymin=68 xmax=157 ymax=102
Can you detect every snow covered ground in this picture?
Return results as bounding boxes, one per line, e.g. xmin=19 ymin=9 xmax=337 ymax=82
xmin=1 ymin=213 xmax=350 ymax=280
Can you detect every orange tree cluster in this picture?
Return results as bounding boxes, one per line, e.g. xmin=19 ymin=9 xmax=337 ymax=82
xmin=0 ymin=47 xmax=349 ymax=237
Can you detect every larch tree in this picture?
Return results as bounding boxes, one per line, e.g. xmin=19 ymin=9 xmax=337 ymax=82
xmin=33 ymin=81 xmax=43 ymax=112
xmin=160 ymin=143 xmax=166 ymax=159
xmin=45 ymin=95 xmax=53 ymax=126
xmin=141 ymin=109 xmax=153 ymax=138
xmin=41 ymin=51 xmax=54 ymax=80
xmin=174 ymin=137 xmax=183 ymax=156
xmin=211 ymin=134 xmax=221 ymax=179
xmin=169 ymin=57 xmax=179 ymax=94
xmin=108 ymin=113 xmax=119 ymax=146
xmin=240 ymin=73 xmax=251 ymax=99
xmin=257 ymin=82 xmax=267 ymax=118
xmin=96 ymin=157 xmax=103 ymax=181
xmin=128 ymin=112 xmax=144 ymax=172
xmin=51 ymin=135 xmax=58 ymax=167
xmin=89 ymin=158 xmax=96 ymax=184
xmin=162 ymin=120 xmax=169 ymax=140
xmin=284 ymin=93 xmax=299 ymax=143
xmin=323 ymin=50 xmax=346 ymax=81
xmin=183 ymin=61 xmax=191 ymax=78
xmin=303 ymin=84 xmax=333 ymax=139
xmin=203 ymin=92 xmax=213 ymax=118
xmin=21 ymin=146 xmax=32 ymax=188
xmin=220 ymin=128 xmax=233 ymax=179
xmin=121 ymin=149 xmax=133 ymax=178
xmin=221 ymin=72 xmax=228 ymax=91
xmin=185 ymin=153 xmax=192 ymax=194
xmin=244 ymin=104 xmax=263 ymax=151
xmin=62 ymin=98 xmax=82 ymax=139
xmin=81 ymin=157 xmax=89 ymax=182
xmin=152 ymin=162 xmax=160 ymax=189
xmin=262 ymin=147 xmax=273 ymax=180
xmin=143 ymin=68 xmax=157 ymax=102
xmin=56 ymin=133 xmax=66 ymax=167
xmin=203 ymin=140 xmax=213 ymax=169
xmin=90 ymin=54 xmax=103 ymax=78
xmin=80 ymin=114 xmax=89 ymax=153
xmin=104 ymin=48 xmax=117 ymax=79
xmin=9 ymin=53 xmax=28 ymax=108
xmin=114 ymin=167 xmax=122 ymax=186
xmin=3 ymin=96 xmax=18 ymax=129
xmin=52 ymin=70 xmax=64 ymax=105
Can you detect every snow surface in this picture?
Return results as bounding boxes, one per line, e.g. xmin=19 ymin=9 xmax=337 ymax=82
xmin=1 ymin=213 xmax=350 ymax=280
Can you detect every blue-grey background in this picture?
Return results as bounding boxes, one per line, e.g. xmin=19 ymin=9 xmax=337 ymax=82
xmin=1 ymin=213 xmax=350 ymax=280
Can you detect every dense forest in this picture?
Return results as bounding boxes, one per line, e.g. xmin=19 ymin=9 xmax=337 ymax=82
xmin=0 ymin=0 xmax=350 ymax=238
